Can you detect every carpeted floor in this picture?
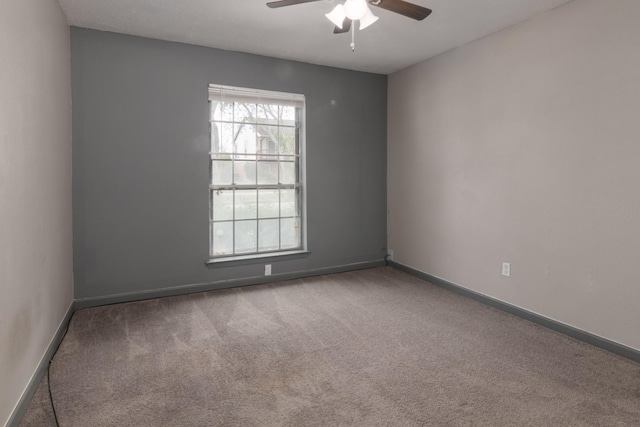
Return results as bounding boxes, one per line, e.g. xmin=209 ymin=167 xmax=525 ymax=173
xmin=20 ymin=267 xmax=640 ymax=426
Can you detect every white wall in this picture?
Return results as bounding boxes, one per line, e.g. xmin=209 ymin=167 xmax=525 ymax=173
xmin=388 ymin=0 xmax=640 ymax=351
xmin=0 ymin=0 xmax=73 ymax=424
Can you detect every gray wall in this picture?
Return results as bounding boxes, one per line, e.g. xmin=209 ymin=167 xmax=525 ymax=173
xmin=71 ymin=28 xmax=387 ymax=300
xmin=388 ymin=0 xmax=640 ymax=351
xmin=1 ymin=0 xmax=73 ymax=424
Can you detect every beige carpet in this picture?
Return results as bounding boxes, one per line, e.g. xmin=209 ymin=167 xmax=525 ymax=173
xmin=20 ymin=267 xmax=640 ymax=426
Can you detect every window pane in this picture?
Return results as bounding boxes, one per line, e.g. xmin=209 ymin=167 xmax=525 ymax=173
xmin=215 ymin=122 xmax=234 ymax=154
xmin=212 ymin=190 xmax=233 ymax=221
xmin=279 ymin=158 xmax=296 ymax=184
xmin=234 ymin=102 xmax=256 ymax=123
xmin=234 ymin=160 xmax=256 ymax=185
xmin=211 ymin=160 xmax=232 ymax=185
xmin=235 ymin=220 xmax=257 ymax=254
xmin=278 ymin=127 xmax=296 ymax=155
xmin=257 ymin=104 xmax=278 ymax=125
xmin=235 ymin=189 xmax=257 ymax=220
xmin=279 ymin=105 xmax=296 ymax=126
xmin=280 ymin=189 xmax=296 ymax=217
xmin=258 ymin=189 xmax=279 ymax=218
xmin=257 ymin=126 xmax=279 ymax=155
xmin=259 ymin=219 xmax=279 ymax=252
xmin=211 ymin=122 xmax=234 ymax=154
xmin=233 ymin=124 xmax=257 ymax=154
xmin=257 ymin=161 xmax=278 ymax=185
xmin=212 ymin=221 xmax=233 ymax=256
xmin=210 ymin=122 xmax=221 ymax=153
xmin=258 ymin=125 xmax=278 ymax=140
xmin=211 ymin=101 xmax=233 ymax=122
xmin=257 ymin=139 xmax=277 ymax=156
xmin=281 ymin=218 xmax=300 ymax=249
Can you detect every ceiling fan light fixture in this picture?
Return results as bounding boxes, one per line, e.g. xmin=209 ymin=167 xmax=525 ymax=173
xmin=358 ymin=7 xmax=378 ymax=30
xmin=325 ymin=4 xmax=346 ymax=28
xmin=344 ymin=0 xmax=368 ymax=21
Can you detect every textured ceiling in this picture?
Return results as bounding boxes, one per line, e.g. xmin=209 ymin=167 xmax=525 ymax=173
xmin=58 ymin=0 xmax=574 ymax=74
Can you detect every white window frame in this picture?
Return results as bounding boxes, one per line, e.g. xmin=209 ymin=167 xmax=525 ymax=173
xmin=207 ymin=84 xmax=307 ymax=262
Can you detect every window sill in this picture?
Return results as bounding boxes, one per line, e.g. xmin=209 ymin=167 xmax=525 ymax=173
xmin=206 ymin=250 xmax=310 ymax=268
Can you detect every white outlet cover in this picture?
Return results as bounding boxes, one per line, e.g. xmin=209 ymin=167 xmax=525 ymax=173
xmin=502 ymin=262 xmax=511 ymax=277
xmin=265 ymin=264 xmax=272 ymax=276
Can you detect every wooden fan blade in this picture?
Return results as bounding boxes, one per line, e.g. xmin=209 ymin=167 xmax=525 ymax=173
xmin=333 ymin=18 xmax=352 ymax=34
xmin=267 ymin=0 xmax=323 ymax=8
xmin=370 ymin=0 xmax=432 ymax=20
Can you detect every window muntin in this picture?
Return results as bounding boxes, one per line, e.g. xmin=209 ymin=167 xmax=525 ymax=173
xmin=208 ymin=85 xmax=305 ymax=259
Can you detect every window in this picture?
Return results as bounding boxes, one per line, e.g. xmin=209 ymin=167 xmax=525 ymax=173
xmin=208 ymin=84 xmax=305 ymax=261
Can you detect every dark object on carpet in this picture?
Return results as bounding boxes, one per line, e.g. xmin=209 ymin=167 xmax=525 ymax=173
xmin=20 ymin=267 xmax=640 ymax=426
xmin=19 ymin=370 xmax=57 ymax=426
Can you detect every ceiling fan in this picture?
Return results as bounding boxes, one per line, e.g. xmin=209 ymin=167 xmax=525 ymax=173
xmin=267 ymin=0 xmax=432 ymax=36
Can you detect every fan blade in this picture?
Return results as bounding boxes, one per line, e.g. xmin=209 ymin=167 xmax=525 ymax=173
xmin=267 ymin=0 xmax=323 ymax=8
xmin=333 ymin=18 xmax=352 ymax=34
xmin=370 ymin=0 xmax=432 ymax=20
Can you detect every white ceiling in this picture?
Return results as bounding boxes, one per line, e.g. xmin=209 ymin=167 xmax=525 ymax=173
xmin=58 ymin=0 xmax=574 ymax=75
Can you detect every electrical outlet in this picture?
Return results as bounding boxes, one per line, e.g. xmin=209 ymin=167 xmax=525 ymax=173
xmin=265 ymin=264 xmax=271 ymax=276
xmin=502 ymin=262 xmax=511 ymax=277
xmin=387 ymin=250 xmax=394 ymax=261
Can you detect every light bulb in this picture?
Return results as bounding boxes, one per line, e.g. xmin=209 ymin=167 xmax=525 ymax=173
xmin=344 ymin=0 xmax=368 ymax=20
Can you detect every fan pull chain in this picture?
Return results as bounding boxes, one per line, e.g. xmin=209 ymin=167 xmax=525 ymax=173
xmin=351 ymin=23 xmax=355 ymax=52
